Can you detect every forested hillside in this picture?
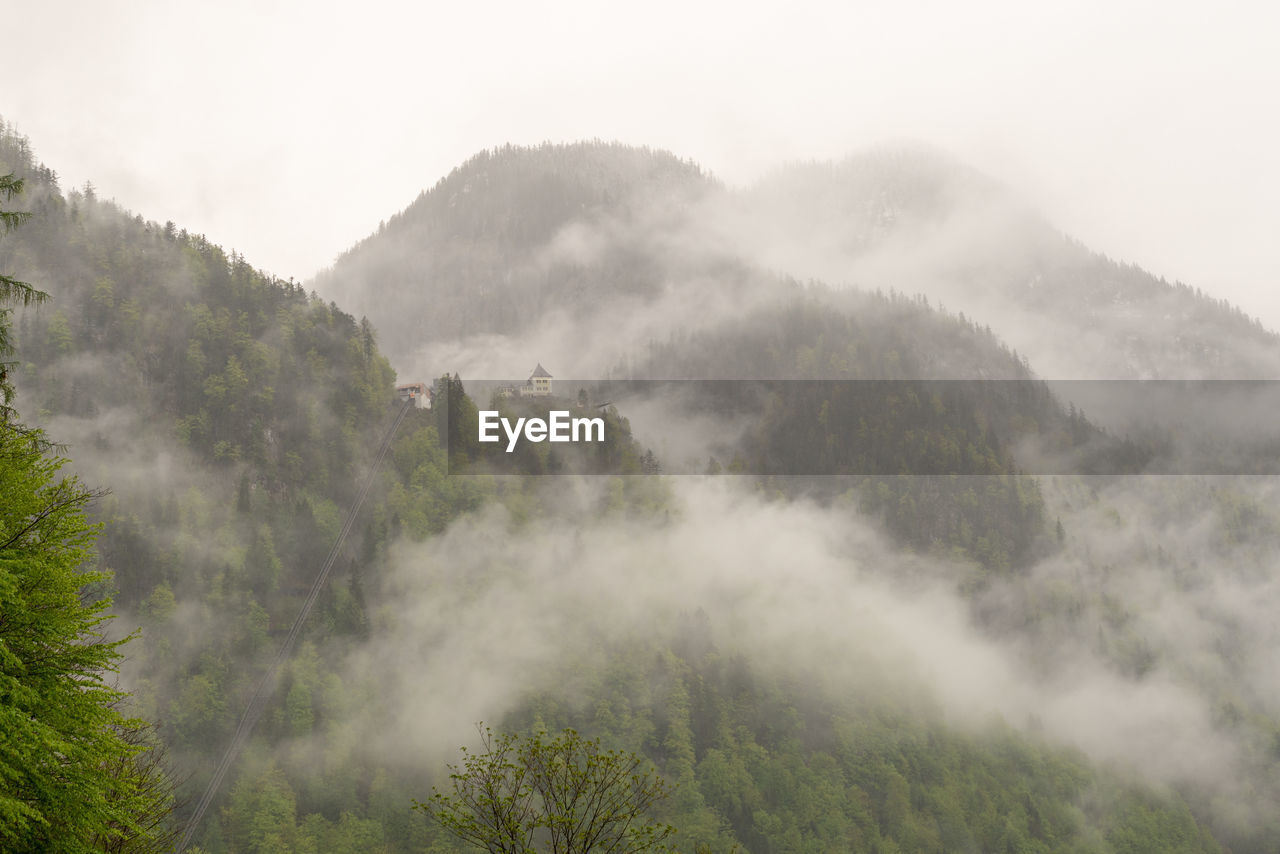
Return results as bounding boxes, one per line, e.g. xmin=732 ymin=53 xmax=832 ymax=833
xmin=303 ymin=142 xmax=1280 ymax=853
xmin=315 ymin=143 xmax=718 ymax=368
xmin=318 ymin=142 xmax=1280 ymax=388
xmin=0 ymin=121 xmax=445 ymax=849
xmin=6 ymin=122 xmax=1278 ymax=852
xmin=735 ymin=148 xmax=1280 ymax=381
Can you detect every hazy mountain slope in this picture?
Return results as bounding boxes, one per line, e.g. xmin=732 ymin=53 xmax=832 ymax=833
xmin=3 ymin=123 xmax=1263 ymax=852
xmin=0 ymin=122 xmax=440 ymax=849
xmin=316 ymin=141 xmax=1280 ymax=387
xmin=1 ymin=157 xmax=394 ymax=499
xmin=307 ymin=141 xmax=1280 ymax=852
xmin=315 ymin=142 xmax=718 ymax=369
xmin=733 ymin=148 xmax=1280 ymax=380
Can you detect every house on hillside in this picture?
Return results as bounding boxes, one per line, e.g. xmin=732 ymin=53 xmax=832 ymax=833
xmin=494 ymin=364 xmax=553 ymax=399
xmin=523 ymin=363 xmax=552 ymax=396
xmin=396 ymin=382 xmax=432 ymax=409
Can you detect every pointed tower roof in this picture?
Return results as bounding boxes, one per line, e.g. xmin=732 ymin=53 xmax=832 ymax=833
xmin=530 ymin=363 xmax=552 ymax=378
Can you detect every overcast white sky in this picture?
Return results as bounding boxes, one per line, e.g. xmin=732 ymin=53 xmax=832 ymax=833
xmin=7 ymin=1 xmax=1278 ymax=325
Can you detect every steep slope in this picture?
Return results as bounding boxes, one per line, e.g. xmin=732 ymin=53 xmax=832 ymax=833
xmin=315 ymin=142 xmax=718 ymax=370
xmin=317 ymin=141 xmax=1280 ymax=386
xmin=0 ymin=122 xmax=437 ymax=849
xmin=734 ymin=148 xmax=1280 ymax=379
xmin=309 ymin=141 xmax=1280 ymax=852
xmin=3 ymin=123 xmax=1262 ymax=853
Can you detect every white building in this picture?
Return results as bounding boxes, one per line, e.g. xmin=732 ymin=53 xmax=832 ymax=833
xmin=523 ymin=363 xmax=552 ymax=396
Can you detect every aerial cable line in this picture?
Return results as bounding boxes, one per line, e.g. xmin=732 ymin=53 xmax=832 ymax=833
xmin=177 ymin=398 xmax=414 ymax=851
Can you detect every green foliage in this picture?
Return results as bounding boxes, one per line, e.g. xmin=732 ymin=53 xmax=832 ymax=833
xmin=637 ymin=292 xmax=1063 ymax=569
xmin=0 ymin=171 xmax=48 ymax=411
xmin=0 ymin=419 xmax=174 ymax=851
xmin=510 ymin=619 xmax=1220 ymax=854
xmin=1105 ymin=789 xmax=1216 ymax=854
xmin=416 ymin=726 xmax=676 ymax=854
xmin=0 ymin=122 xmax=1248 ymax=854
xmin=223 ymin=765 xmax=299 ymax=854
xmin=2 ymin=150 xmax=395 ymax=492
xmin=0 ymin=156 xmax=175 ymax=849
xmin=385 ymin=412 xmax=490 ymax=538
xmin=0 ymin=122 xmax=409 ymax=849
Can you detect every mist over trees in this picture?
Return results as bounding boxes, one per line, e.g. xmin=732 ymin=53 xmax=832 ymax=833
xmin=0 ymin=159 xmax=175 ymax=852
xmin=416 ymin=726 xmax=676 ymax=853
xmin=6 ymin=118 xmax=1280 ymax=853
xmin=317 ymin=141 xmax=1280 ymax=386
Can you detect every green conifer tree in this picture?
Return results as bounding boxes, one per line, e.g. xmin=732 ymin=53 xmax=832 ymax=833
xmin=0 ymin=166 xmax=175 ymax=853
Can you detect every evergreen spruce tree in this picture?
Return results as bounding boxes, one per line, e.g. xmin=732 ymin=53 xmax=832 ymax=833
xmin=0 ymin=166 xmax=175 ymax=852
xmin=0 ymin=173 xmax=47 ymax=415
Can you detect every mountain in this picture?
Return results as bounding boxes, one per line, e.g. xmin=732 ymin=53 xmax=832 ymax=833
xmin=733 ymin=147 xmax=1280 ymax=380
xmin=6 ymin=122 xmax=1278 ymax=853
xmin=308 ymin=141 xmax=1280 ymax=851
xmin=314 ymin=142 xmax=718 ymax=371
xmin=322 ymin=141 xmax=1280 ymax=385
xmin=0 ymin=121 xmax=462 ymax=850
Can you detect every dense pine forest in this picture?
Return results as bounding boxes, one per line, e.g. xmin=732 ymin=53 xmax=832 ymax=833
xmin=6 ymin=121 xmax=1280 ymax=853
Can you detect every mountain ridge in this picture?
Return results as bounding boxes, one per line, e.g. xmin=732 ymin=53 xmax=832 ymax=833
xmin=313 ymin=140 xmax=1280 ymax=383
xmin=5 ymin=121 xmax=1277 ymax=851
